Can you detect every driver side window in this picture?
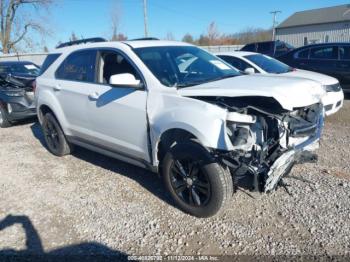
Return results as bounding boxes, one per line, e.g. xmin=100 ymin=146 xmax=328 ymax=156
xmin=97 ymin=50 xmax=141 ymax=84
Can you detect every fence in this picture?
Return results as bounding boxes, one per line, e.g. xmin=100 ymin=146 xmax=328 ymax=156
xmin=200 ymin=45 xmax=243 ymax=52
xmin=0 ymin=53 xmax=48 ymax=66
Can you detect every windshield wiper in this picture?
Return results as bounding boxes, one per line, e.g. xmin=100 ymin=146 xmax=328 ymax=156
xmin=176 ymin=74 xmax=238 ymax=89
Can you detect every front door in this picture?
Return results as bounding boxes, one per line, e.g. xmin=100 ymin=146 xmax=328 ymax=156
xmin=86 ymin=49 xmax=149 ymax=162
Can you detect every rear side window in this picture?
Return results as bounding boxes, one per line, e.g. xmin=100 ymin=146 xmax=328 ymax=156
xmin=56 ymin=50 xmax=96 ymax=82
xmin=295 ymin=48 xmax=309 ymax=59
xmin=257 ymin=43 xmax=271 ymax=53
xmin=310 ymin=46 xmax=337 ymax=60
xmin=339 ymin=46 xmax=350 ymax=60
xmin=241 ymin=44 xmax=256 ymax=52
xmin=40 ymin=54 xmax=61 ymax=75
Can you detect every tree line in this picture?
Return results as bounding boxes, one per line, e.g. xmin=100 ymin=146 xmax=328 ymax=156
xmin=0 ymin=0 xmax=272 ymax=54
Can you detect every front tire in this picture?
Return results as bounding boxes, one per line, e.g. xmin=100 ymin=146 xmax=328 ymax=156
xmin=42 ymin=112 xmax=73 ymax=156
xmin=0 ymin=103 xmax=11 ymax=128
xmin=162 ymin=140 xmax=233 ymax=217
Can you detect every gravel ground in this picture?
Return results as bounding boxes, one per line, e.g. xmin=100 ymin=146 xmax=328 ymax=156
xmin=0 ymin=100 xmax=350 ymax=259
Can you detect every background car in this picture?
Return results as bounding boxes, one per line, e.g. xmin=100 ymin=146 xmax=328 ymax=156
xmin=240 ymin=40 xmax=294 ymax=57
xmin=0 ymin=61 xmax=39 ymax=128
xmin=277 ymin=43 xmax=350 ymax=93
xmin=0 ymin=61 xmax=40 ymax=87
xmin=217 ymin=51 xmax=344 ymax=116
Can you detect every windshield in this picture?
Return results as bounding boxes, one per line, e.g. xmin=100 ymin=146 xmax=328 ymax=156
xmin=0 ymin=63 xmax=40 ymax=76
xmin=244 ymin=54 xmax=292 ymax=74
xmin=134 ymin=46 xmax=240 ymax=87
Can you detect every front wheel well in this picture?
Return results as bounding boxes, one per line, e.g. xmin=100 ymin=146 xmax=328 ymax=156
xmin=38 ymin=104 xmax=54 ymax=122
xmin=157 ymin=128 xmax=197 ymax=165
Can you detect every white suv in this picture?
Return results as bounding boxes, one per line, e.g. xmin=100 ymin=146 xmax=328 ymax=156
xmin=35 ymin=38 xmax=325 ymax=217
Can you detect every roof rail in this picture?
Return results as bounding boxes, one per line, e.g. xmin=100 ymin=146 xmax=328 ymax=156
xmin=56 ymin=37 xmax=107 ymax=49
xmin=129 ymin=37 xmax=160 ymax=41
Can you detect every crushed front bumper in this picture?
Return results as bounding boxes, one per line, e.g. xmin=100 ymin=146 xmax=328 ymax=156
xmin=264 ymin=110 xmax=324 ymax=192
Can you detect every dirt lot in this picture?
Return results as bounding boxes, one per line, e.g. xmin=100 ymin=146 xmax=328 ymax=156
xmin=0 ymin=100 xmax=350 ymax=260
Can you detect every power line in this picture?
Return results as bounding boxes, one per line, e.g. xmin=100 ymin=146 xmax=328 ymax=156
xmin=270 ymin=10 xmax=281 ymax=41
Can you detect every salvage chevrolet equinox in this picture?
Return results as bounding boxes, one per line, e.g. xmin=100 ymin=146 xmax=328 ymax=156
xmin=35 ymin=38 xmax=326 ymax=217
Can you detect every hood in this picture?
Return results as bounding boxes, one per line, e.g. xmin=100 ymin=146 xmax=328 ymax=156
xmin=178 ymin=75 xmax=326 ymax=111
xmin=282 ymin=69 xmax=338 ymax=86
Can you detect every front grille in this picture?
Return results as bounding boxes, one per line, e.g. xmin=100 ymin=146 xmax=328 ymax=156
xmin=325 ymin=83 xmax=341 ymax=92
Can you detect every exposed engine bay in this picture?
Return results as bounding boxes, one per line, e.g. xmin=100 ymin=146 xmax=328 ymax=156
xmin=194 ymin=96 xmax=324 ymax=193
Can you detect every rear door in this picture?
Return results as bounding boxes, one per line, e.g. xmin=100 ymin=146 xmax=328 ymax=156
xmin=337 ymin=45 xmax=350 ymax=90
xmin=308 ymin=45 xmax=338 ymax=76
xmin=291 ymin=48 xmax=310 ymax=69
xmin=54 ymin=49 xmax=97 ymax=138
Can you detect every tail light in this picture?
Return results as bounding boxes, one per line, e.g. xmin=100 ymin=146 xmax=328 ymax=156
xmin=32 ymin=80 xmax=37 ymax=93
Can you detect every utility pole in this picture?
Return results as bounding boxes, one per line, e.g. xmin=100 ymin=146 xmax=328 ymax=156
xmin=143 ymin=0 xmax=149 ymax=37
xmin=270 ymin=10 xmax=281 ymax=41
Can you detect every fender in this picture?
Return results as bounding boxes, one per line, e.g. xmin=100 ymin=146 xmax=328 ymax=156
xmin=36 ymin=88 xmax=72 ymax=136
xmin=147 ymin=92 xmax=233 ymax=165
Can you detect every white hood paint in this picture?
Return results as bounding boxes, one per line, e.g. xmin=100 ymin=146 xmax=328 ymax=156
xmin=178 ymin=75 xmax=325 ymax=111
xmin=282 ymin=69 xmax=339 ymax=86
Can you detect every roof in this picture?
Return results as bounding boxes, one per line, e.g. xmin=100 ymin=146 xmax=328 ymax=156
xmin=277 ymin=4 xmax=350 ymax=29
xmin=54 ymin=40 xmax=192 ymax=52
xmin=215 ymin=51 xmax=257 ymax=57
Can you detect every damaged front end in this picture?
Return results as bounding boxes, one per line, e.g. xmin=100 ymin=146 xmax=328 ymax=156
xmin=0 ymin=75 xmax=36 ymax=120
xmin=206 ymin=97 xmax=324 ymax=193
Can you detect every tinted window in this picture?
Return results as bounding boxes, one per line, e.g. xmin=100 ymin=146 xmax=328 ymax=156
xmin=56 ymin=50 xmax=96 ymax=82
xmin=241 ymin=44 xmax=256 ymax=52
xmin=40 ymin=54 xmax=61 ymax=75
xmin=97 ymin=51 xmax=140 ymax=84
xmin=218 ymin=55 xmax=254 ymax=71
xmin=257 ymin=42 xmax=271 ymax=53
xmin=134 ymin=46 xmax=240 ymax=88
xmin=296 ymin=48 xmax=309 ymax=59
xmin=245 ymin=54 xmax=292 ymax=74
xmin=339 ymin=46 xmax=350 ymax=60
xmin=310 ymin=46 xmax=337 ymax=60
xmin=0 ymin=63 xmax=40 ymax=76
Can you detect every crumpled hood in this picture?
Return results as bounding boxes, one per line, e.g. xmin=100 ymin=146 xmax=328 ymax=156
xmin=282 ymin=69 xmax=339 ymax=86
xmin=178 ymin=74 xmax=326 ymax=111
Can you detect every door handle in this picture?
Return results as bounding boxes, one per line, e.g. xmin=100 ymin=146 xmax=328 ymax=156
xmin=88 ymin=92 xmax=99 ymax=101
xmin=53 ymin=84 xmax=61 ymax=92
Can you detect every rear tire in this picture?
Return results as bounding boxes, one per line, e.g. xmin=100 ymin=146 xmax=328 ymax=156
xmin=42 ymin=112 xmax=73 ymax=156
xmin=162 ymin=140 xmax=233 ymax=218
xmin=0 ymin=103 xmax=11 ymax=128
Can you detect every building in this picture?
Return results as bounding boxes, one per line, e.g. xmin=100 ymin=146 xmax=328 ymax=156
xmin=276 ymin=4 xmax=350 ymax=47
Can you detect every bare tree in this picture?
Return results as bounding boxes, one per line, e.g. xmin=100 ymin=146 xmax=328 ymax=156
xmin=0 ymin=0 xmax=52 ymax=53
xmin=207 ymin=21 xmax=220 ymax=45
xmin=182 ymin=33 xmax=194 ymax=44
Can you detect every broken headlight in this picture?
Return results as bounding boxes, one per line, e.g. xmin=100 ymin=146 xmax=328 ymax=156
xmin=226 ymin=112 xmax=256 ymax=149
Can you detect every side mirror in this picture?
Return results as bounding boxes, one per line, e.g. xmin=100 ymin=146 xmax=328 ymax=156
xmin=244 ymin=68 xmax=255 ymax=75
xmin=109 ymin=73 xmax=142 ymax=88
